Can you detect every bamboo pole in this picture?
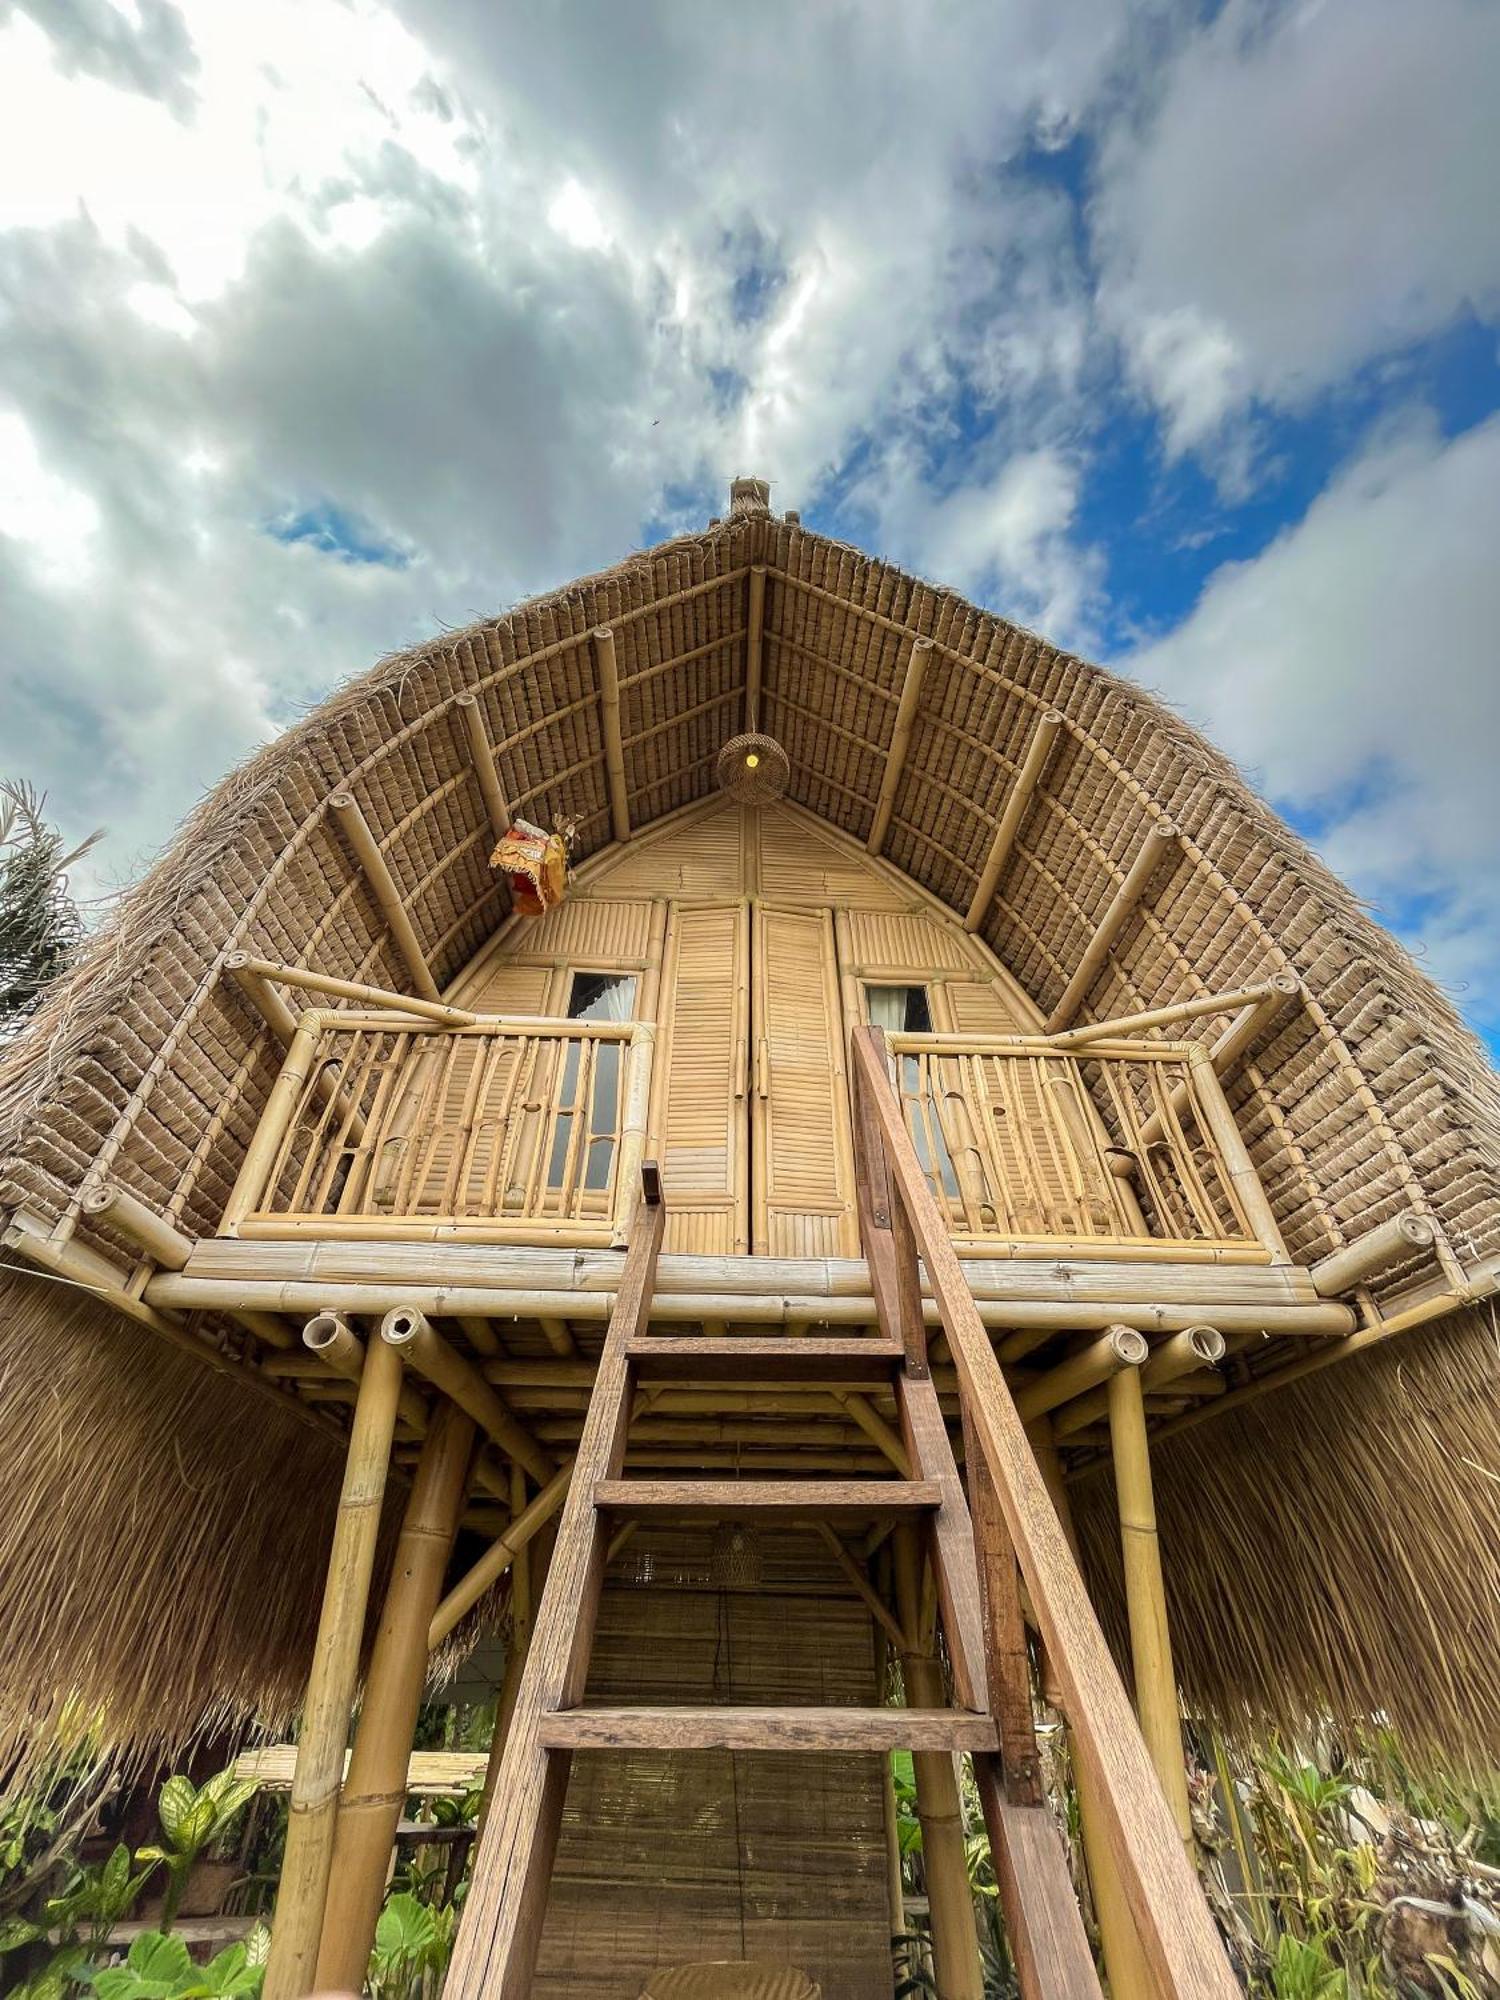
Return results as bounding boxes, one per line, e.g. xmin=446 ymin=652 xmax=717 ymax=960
xmin=868 ymin=637 xmax=931 ymax=856
xmin=454 ymin=692 xmax=511 ymax=842
xmin=1053 ymin=1327 xmax=1224 ymax=1439
xmin=1045 ymin=825 xmax=1179 ymax=1033
xmin=316 ymin=1399 xmax=476 ymax=1991
xmin=1135 ymin=976 xmax=1300 ymax=1147
xmin=1309 ymin=1211 xmax=1436 ymax=1297
xmin=594 ymin=627 xmax=630 ymax=843
xmin=1012 ymin=1326 xmax=1146 ymax=1424
xmin=231 ymin=955 xmax=473 ymax=1028
xmin=1186 ymin=1046 xmax=1289 ymax=1264
xmin=227 ymin=955 xmax=300 ymax=1046
xmin=380 ymin=1308 xmax=555 ymax=1486
xmin=262 ymin=1332 xmax=403 ymax=2000
xmin=303 ymin=1311 xmax=430 ymax=1438
xmin=894 ymin=1527 xmax=984 ymax=2000
xmin=963 ymin=710 xmax=1064 ymax=931
xmin=331 ymin=792 xmax=441 ymax=1002
xmin=539 ymin=1316 xmax=577 ymax=1357
xmin=1107 ymin=1365 xmax=1193 ymax=1851
xmin=81 ymin=1182 xmax=292 ymax=1352
xmin=744 ymin=564 xmax=767 ymax=730
xmin=611 ymin=1023 xmax=655 ymax=1244
xmin=1046 ymin=981 xmax=1289 ymax=1050
xmin=220 ymin=1013 xmax=324 ymax=1233
xmin=429 ymin=1463 xmax=573 ymax=1648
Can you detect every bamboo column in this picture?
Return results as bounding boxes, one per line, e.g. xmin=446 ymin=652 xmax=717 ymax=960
xmin=315 ymin=1399 xmax=477 ymax=1991
xmin=1106 ymin=1365 xmax=1194 ymax=1850
xmin=1029 ymin=1423 xmax=1157 ymax=2000
xmin=894 ymin=1527 xmax=983 ymax=2000
xmin=220 ymin=1012 xmax=323 ymax=1233
xmin=262 ymin=1332 xmax=404 ymax=2000
xmin=963 ymin=710 xmax=1064 ymax=932
xmin=593 ymin=626 xmax=631 ymax=843
xmin=455 ymin=692 xmax=511 ymax=841
xmin=744 ymin=564 xmax=767 ymax=730
xmin=331 ymin=792 xmax=441 ymax=1003
xmin=1044 ymin=823 xmax=1178 ymax=1032
xmin=868 ymin=637 xmax=931 ymax=856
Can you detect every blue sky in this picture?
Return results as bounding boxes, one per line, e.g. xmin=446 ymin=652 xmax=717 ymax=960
xmin=1 ymin=0 xmax=1497 ymax=1050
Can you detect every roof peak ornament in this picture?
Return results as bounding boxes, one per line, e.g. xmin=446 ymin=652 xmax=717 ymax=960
xmin=729 ymin=475 xmax=771 ymax=518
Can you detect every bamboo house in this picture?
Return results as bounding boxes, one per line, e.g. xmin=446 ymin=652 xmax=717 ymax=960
xmin=1 ymin=476 xmax=1498 ymax=2000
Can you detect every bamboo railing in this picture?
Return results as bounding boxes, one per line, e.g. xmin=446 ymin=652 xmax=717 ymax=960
xmin=886 ymin=1030 xmax=1283 ymax=1261
xmin=220 ymin=1008 xmax=654 ymax=1247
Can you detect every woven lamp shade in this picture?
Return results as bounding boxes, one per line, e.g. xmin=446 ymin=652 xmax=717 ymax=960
xmin=717 ymin=732 xmax=789 ymax=804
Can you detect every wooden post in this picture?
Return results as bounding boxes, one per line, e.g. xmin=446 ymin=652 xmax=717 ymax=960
xmin=1045 ymin=825 xmax=1178 ymax=1032
xmin=1106 ymin=1366 xmax=1193 ymax=1852
xmin=894 ymin=1526 xmax=984 ymax=2000
xmin=455 ymin=692 xmax=511 ymax=841
xmin=744 ymin=564 xmax=767 ymax=730
xmin=594 ymin=627 xmax=630 ymax=844
xmin=331 ymin=792 xmax=441 ymax=1002
xmin=262 ymin=1332 xmax=404 ymax=2000
xmin=964 ymin=711 xmax=1063 ymax=932
xmin=479 ymin=1464 xmax=537 ymax=1826
xmin=380 ymin=1307 xmax=555 ymax=1486
xmin=315 ymin=1399 xmax=477 ymax=1991
xmin=869 ymin=638 xmax=931 ymax=856
xmin=220 ymin=1012 xmax=323 ymax=1233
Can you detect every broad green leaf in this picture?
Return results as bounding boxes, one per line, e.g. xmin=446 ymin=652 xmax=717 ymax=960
xmin=242 ymin=1925 xmax=271 ymax=1969
xmin=0 ymin=1916 xmax=44 ymax=1950
xmin=156 ymin=1776 xmax=198 ymax=1847
xmin=127 ymin=1930 xmax=193 ymax=1983
xmin=374 ymin=1891 xmax=438 ymax=1959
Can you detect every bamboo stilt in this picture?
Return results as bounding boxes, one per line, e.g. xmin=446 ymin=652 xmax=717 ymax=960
xmin=1106 ymin=1365 xmax=1193 ymax=1851
xmin=331 ymin=793 xmax=441 ymax=1003
xmin=315 ymin=1399 xmax=476 ymax=1991
xmin=262 ymin=1332 xmax=404 ymax=2000
xmin=894 ymin=1527 xmax=983 ymax=2000
xmin=594 ymin=627 xmax=630 ymax=844
xmin=1045 ymin=824 xmax=1179 ymax=1033
xmin=380 ymin=1308 xmax=554 ymax=1486
xmin=963 ymin=710 xmax=1064 ymax=931
xmin=1052 ymin=1326 xmax=1224 ymax=1439
xmin=1012 ymin=1326 xmax=1147 ymax=1424
xmin=868 ymin=637 xmax=931 ymax=856
xmin=455 ymin=692 xmax=511 ymax=841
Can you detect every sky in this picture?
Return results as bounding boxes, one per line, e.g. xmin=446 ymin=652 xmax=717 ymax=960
xmin=1 ymin=0 xmax=1497 ymax=1048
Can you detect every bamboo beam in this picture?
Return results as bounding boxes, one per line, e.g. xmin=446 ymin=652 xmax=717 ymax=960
xmin=227 ymin=956 xmax=299 ymax=1046
xmin=867 ymin=637 xmax=931 ymax=856
xmin=744 ymin=564 xmax=767 ymax=729
xmin=964 ymin=709 xmax=1064 ymax=931
xmin=262 ymin=1332 xmax=403 ymax=2000
xmin=316 ymin=1399 xmax=476 ymax=1990
xmin=1135 ymin=975 xmax=1301 ymax=1148
xmin=1045 ymin=824 xmax=1179 ymax=1032
xmin=1309 ymin=1211 xmax=1435 ymax=1297
xmin=539 ymin=1315 xmax=577 ymax=1358
xmin=1046 ymin=980 xmax=1288 ymax=1051
xmin=380 ymin=1308 xmax=555 ymax=1487
xmin=330 ymin=792 xmax=441 ymax=1002
xmin=454 ymin=692 xmax=511 ymax=842
xmin=593 ymin=627 xmax=630 ymax=843
xmin=81 ymin=1181 xmax=292 ymax=1353
xmin=1186 ymin=1046 xmax=1289 ymax=1264
xmin=220 ymin=1013 xmax=323 ymax=1233
xmin=231 ymin=955 xmax=472 ymax=1028
xmin=831 ymin=1389 xmax=910 ymax=1473
xmin=1013 ymin=1327 xmax=1147 ymax=1424
xmin=894 ymin=1526 xmax=985 ymax=2000
xmin=303 ymin=1311 xmax=429 ymax=1438
xmin=429 ymin=1463 xmax=573 ymax=1648
xmin=814 ymin=1524 xmax=909 ymax=1652
xmin=1053 ymin=1327 xmax=1224 ymax=1440
xmin=1107 ymin=1365 xmax=1193 ymax=1850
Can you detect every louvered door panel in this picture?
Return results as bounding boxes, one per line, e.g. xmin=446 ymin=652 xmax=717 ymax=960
xmin=752 ymin=905 xmax=857 ymax=1257
xmin=654 ymin=903 xmax=749 ymax=1254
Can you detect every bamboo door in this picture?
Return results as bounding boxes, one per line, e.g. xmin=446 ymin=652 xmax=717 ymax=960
xmin=652 ymin=901 xmax=751 ymax=1255
xmin=750 ymin=903 xmax=858 ymax=1258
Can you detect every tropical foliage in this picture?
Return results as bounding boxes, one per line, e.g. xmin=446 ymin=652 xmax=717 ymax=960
xmin=0 ymin=779 xmax=101 ymax=1031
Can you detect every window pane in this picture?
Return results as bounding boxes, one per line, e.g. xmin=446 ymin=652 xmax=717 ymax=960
xmin=549 ymin=972 xmax=636 ymax=1190
xmin=568 ymin=971 xmax=637 ymax=1022
xmin=865 ymin=984 xmax=932 ymax=1033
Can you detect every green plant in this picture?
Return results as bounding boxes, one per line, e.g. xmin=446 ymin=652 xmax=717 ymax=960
xmin=0 ymin=1844 xmax=154 ymax=2000
xmin=1267 ymin=1932 xmax=1350 ymax=1999
xmin=366 ymin=1891 xmax=454 ymax=2000
xmin=84 ymin=1926 xmax=268 ymax=1999
xmin=135 ymin=1772 xmax=259 ymax=1928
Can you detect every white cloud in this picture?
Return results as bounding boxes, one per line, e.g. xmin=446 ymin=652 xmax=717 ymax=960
xmin=1097 ymin=0 xmax=1500 ymax=452
xmin=1124 ymin=412 xmax=1500 ymax=1017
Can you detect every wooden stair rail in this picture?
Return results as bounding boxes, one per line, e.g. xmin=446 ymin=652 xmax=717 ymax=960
xmin=850 ymin=1025 xmax=1241 ymax=2000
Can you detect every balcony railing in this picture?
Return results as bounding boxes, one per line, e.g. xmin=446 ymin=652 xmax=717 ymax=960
xmin=885 ymin=1032 xmax=1284 ymax=1262
xmin=220 ymin=1009 xmax=654 ymax=1246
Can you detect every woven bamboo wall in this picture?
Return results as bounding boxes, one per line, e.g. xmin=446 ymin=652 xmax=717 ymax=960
xmin=535 ymin=1527 xmax=891 ymax=2000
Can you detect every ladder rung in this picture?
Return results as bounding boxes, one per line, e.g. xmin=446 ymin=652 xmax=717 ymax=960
xmin=540 ymin=1706 xmax=998 ymax=1754
xmin=592 ymin=1478 xmax=938 ymax=1523
xmin=627 ymin=1335 xmax=903 ymax=1382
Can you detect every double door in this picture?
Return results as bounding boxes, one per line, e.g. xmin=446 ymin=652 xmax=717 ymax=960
xmin=653 ymin=901 xmax=858 ymax=1258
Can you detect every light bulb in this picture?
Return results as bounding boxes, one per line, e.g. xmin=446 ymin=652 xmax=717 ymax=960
xmin=745 ymin=752 xmax=760 ymax=769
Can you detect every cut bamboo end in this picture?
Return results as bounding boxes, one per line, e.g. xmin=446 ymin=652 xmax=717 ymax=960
xmin=380 ymin=1306 xmax=555 ymax=1486
xmin=963 ymin=709 xmax=1064 ymax=931
xmin=1013 ymin=1325 xmax=1147 ymax=1424
xmin=80 ymin=1181 xmax=194 ymax=1271
xmin=1309 ymin=1211 xmax=1436 ymax=1297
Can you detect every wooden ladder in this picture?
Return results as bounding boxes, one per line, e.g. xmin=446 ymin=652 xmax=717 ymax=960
xmin=444 ymin=1156 xmax=1103 ymax=2000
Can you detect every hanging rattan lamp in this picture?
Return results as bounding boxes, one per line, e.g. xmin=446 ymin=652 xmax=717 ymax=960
xmin=716 ymin=729 xmax=789 ymax=803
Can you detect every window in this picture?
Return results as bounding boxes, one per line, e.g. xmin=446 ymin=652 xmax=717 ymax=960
xmin=864 ymin=983 xmax=933 ymax=1032
xmin=549 ymin=972 xmax=638 ymax=1191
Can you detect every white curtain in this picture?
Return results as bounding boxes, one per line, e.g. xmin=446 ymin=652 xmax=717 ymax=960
xmin=866 ymin=985 xmax=911 ymax=1031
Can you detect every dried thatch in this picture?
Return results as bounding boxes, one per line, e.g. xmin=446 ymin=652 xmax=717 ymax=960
xmin=0 ymin=487 xmax=1497 ymax=1777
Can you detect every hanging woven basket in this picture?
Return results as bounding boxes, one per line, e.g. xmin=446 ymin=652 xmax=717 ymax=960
xmin=717 ymin=731 xmax=790 ymax=804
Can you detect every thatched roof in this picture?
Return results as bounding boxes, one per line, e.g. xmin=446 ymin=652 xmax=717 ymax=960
xmin=2 ymin=480 xmax=1498 ymax=1779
